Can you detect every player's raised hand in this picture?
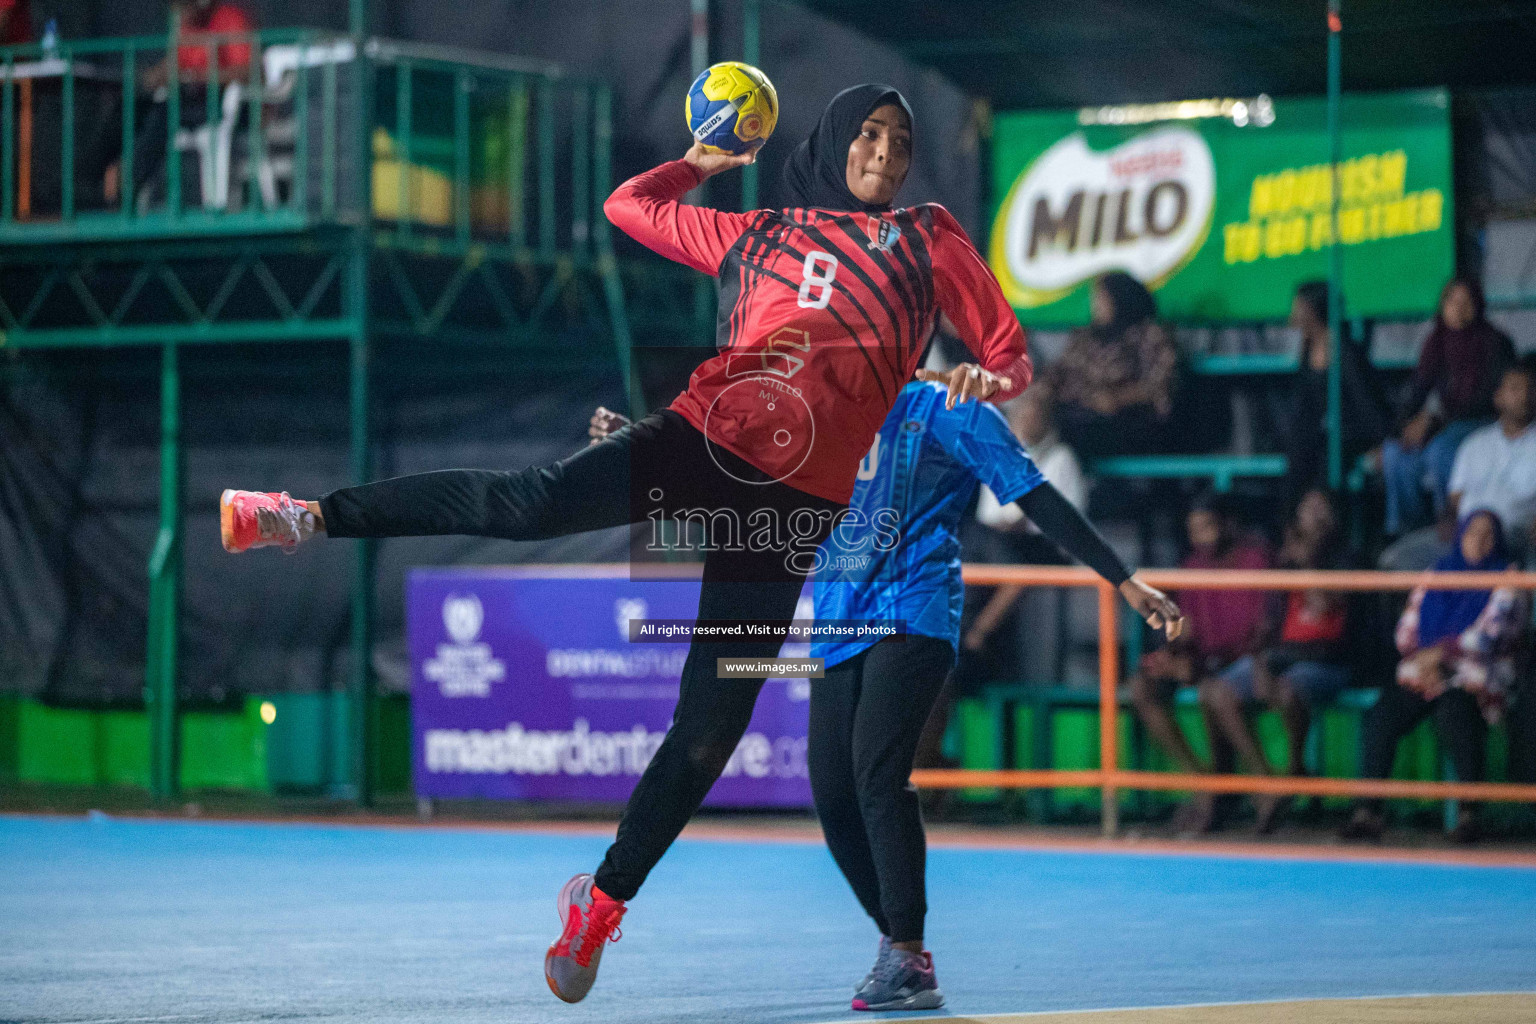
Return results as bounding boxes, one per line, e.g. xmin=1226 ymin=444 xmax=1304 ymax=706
xmin=915 ymin=364 xmax=1014 ymax=410
xmin=1118 ymin=577 xmax=1184 ymax=641
xmin=589 ymin=406 xmax=632 ymax=445
xmin=683 ymin=141 xmax=762 ymax=180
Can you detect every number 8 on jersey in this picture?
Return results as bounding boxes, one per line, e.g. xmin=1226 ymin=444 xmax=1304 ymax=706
xmin=797 ymin=251 xmax=839 ymax=310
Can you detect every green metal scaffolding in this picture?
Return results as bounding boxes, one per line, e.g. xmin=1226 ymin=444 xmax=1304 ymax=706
xmin=0 ymin=12 xmax=684 ymax=802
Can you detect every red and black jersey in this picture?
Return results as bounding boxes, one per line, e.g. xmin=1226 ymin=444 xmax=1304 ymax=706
xmin=605 ymin=159 xmax=1030 ymax=504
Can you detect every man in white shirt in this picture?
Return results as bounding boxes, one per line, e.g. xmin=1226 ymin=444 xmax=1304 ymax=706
xmin=1446 ymin=358 xmax=1536 ymax=555
xmin=1384 ymin=358 xmax=1536 ymax=570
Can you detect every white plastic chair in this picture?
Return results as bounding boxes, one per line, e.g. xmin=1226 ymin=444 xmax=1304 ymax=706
xmin=172 ymin=80 xmax=244 ymax=210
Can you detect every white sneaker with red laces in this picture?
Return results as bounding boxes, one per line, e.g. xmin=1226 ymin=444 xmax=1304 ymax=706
xmin=544 ymin=873 xmax=625 ymax=1003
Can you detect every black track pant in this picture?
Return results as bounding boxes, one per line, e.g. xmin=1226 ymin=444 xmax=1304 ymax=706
xmin=1359 ymin=681 xmax=1487 ymax=814
xmin=808 ymin=635 xmax=954 ymax=943
xmin=319 ymin=410 xmax=844 ymax=900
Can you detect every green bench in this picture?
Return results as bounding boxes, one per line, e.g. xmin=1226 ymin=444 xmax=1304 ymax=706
xmin=958 ymin=682 xmax=1384 ymax=821
xmin=1187 ymin=352 xmax=1418 ymax=375
xmin=1089 ymin=452 xmax=1375 ymax=493
xmin=1089 ymin=454 xmax=1286 ymax=494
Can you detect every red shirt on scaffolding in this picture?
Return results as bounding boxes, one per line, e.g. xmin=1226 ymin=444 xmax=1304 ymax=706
xmin=0 ymin=0 xmax=33 ymax=47
xmin=175 ymin=1 xmax=255 ymax=77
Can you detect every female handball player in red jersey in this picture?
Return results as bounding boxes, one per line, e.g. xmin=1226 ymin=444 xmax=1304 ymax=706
xmin=218 ymin=83 xmax=1032 ymax=1002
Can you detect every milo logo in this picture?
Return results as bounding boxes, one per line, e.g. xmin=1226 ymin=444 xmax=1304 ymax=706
xmin=990 ymin=126 xmax=1215 ymax=307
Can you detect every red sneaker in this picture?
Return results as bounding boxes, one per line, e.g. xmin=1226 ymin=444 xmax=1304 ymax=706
xmin=544 ymin=874 xmax=625 ymax=1003
xmin=220 ymin=489 xmax=315 ymax=554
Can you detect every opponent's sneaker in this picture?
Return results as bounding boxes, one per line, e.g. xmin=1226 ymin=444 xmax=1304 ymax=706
xmin=851 ymin=948 xmax=943 ymax=1012
xmin=220 ymin=490 xmax=315 ymax=554
xmin=855 ymin=935 xmax=892 ymax=997
xmin=544 ymin=873 xmax=625 ymax=1003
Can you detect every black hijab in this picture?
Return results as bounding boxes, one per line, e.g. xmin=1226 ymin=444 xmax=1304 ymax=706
xmin=781 ymin=84 xmax=913 ymax=213
xmin=1092 ymin=271 xmax=1158 ymax=340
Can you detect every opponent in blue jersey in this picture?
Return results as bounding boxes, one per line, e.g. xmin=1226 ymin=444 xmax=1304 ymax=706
xmin=806 ymin=377 xmax=1181 ymax=1011
xmin=588 ymin=383 xmax=1181 ymax=1012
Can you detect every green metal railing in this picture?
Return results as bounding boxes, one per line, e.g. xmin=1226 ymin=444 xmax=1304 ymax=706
xmin=0 ymin=31 xmax=620 ymax=259
xmin=1 ymin=29 xmax=328 ymax=239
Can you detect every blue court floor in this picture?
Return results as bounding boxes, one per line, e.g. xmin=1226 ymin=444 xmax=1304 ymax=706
xmin=3 ymin=815 xmax=1535 ymax=1024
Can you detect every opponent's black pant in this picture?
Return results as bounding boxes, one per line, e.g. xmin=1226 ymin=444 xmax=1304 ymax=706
xmin=808 ymin=635 xmax=953 ymax=943
xmin=320 ymin=410 xmax=844 ymax=900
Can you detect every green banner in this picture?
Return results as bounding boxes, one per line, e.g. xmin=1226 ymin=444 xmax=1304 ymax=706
xmin=988 ymin=89 xmax=1453 ymax=326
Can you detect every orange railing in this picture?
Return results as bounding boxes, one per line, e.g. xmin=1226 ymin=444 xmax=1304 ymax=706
xmin=913 ymin=565 xmax=1536 ymax=835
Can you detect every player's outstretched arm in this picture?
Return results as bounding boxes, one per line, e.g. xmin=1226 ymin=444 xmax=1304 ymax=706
xmin=1014 ymin=483 xmax=1183 ymax=641
xmin=927 ymin=207 xmax=1032 ymax=403
xmin=915 ymin=365 xmax=1014 ymax=409
xmin=603 ymin=146 xmax=761 ymax=276
xmin=926 ymin=394 xmax=1180 ymax=640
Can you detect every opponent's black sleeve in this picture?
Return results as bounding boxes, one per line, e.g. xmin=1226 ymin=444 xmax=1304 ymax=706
xmin=1014 ymin=482 xmax=1132 ymax=587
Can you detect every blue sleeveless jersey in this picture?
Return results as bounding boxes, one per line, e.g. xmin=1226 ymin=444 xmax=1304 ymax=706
xmin=811 ymin=381 xmax=1045 ymax=669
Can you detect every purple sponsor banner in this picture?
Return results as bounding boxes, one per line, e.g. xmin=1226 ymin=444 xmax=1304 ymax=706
xmin=408 ymin=567 xmax=813 ymax=807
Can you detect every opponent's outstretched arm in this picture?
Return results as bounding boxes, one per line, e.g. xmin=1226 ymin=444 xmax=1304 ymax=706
xmin=1013 ymin=482 xmax=1183 ymax=639
xmin=917 ymin=380 xmax=1182 ymax=641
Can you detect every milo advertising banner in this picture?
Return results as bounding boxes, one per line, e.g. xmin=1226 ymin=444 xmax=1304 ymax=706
xmin=989 ymin=89 xmax=1453 ymax=325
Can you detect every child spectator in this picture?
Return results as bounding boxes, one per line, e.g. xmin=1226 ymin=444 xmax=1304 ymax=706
xmin=1381 ymin=279 xmax=1515 ymax=537
xmin=1342 ymin=510 xmax=1528 ymax=844
xmin=1198 ymin=489 xmax=1359 ymax=832
xmin=1129 ymin=495 xmax=1269 ymax=831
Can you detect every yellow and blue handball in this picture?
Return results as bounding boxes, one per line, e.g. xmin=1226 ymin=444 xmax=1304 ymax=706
xmin=686 ymin=61 xmax=778 ymax=155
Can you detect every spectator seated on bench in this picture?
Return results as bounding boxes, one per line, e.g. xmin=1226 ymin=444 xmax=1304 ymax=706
xmin=1199 ymin=488 xmax=1364 ymax=835
xmin=1342 ymin=510 xmax=1529 ymax=844
xmin=1381 ymin=357 xmax=1536 ymax=572
xmin=1279 ymin=281 xmax=1390 ymax=505
xmin=1048 ymin=272 xmax=1182 ymax=458
xmin=1130 ymin=495 xmax=1269 ymax=832
xmin=1381 ymin=278 xmax=1515 ymax=538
